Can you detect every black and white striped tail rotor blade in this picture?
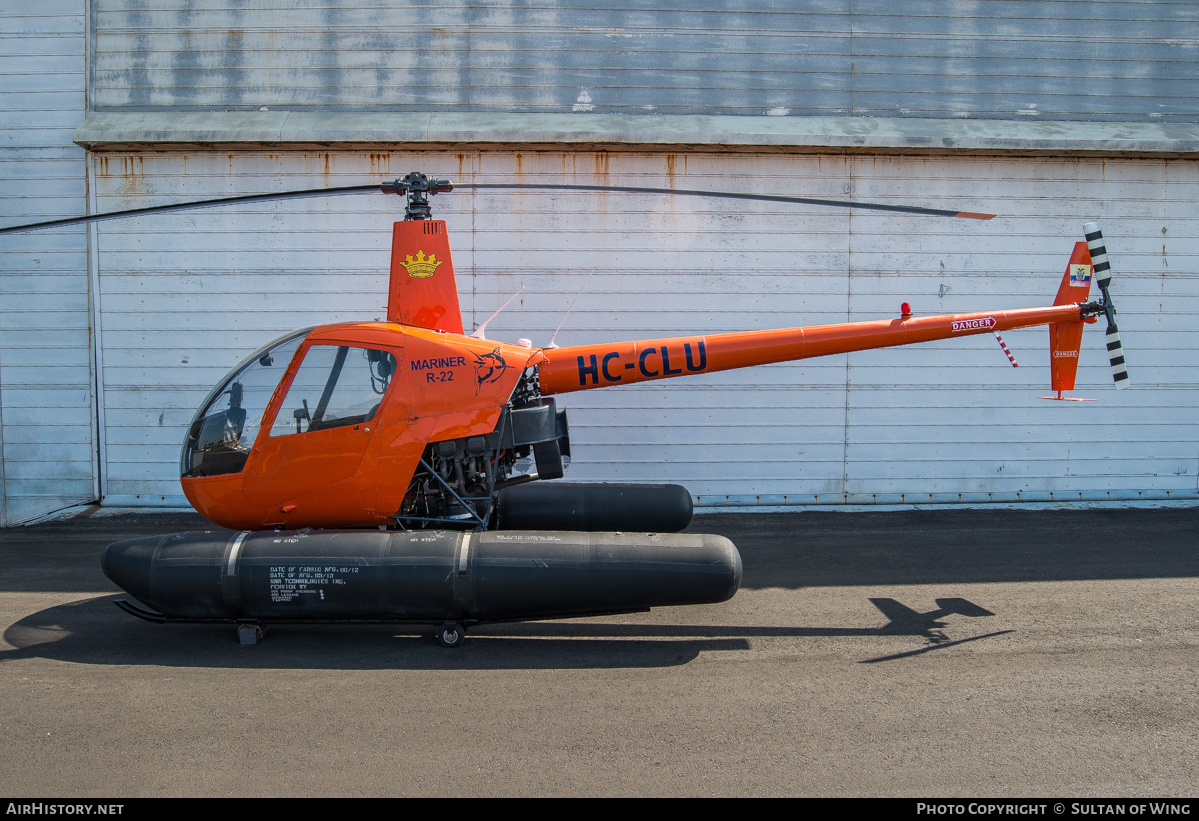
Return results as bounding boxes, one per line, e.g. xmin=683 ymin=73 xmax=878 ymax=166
xmin=1084 ymin=221 xmax=1113 ymax=291
xmin=1083 ymin=221 xmax=1130 ymax=390
xmin=1105 ymin=324 xmax=1129 ymax=389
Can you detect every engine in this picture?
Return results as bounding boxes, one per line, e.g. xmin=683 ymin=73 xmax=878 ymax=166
xmin=395 ymin=367 xmax=692 ymax=533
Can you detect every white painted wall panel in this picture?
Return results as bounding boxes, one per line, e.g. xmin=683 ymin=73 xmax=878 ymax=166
xmin=83 ymin=150 xmax=1199 ymax=509
xmin=0 ymin=1 xmax=95 ymax=524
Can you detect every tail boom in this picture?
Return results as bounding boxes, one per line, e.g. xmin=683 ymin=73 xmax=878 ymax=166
xmin=537 ymin=303 xmax=1087 ymax=396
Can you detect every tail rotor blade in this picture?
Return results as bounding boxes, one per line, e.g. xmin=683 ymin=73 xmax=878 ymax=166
xmin=1106 ymin=324 xmax=1130 ymax=389
xmin=1084 ymin=221 xmax=1113 ymax=292
xmin=1083 ymin=221 xmax=1129 ymax=390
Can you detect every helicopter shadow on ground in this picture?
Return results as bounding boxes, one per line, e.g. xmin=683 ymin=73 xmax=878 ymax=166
xmin=0 ymin=591 xmax=1007 ymax=670
xmin=0 ymin=595 xmax=750 ymax=670
xmin=474 ymin=594 xmax=1014 ymax=665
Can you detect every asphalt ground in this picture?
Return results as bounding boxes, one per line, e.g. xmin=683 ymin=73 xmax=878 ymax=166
xmin=0 ymin=506 xmax=1196 ymax=798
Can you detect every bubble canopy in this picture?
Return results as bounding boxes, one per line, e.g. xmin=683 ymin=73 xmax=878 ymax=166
xmin=180 ymin=327 xmax=313 ymax=479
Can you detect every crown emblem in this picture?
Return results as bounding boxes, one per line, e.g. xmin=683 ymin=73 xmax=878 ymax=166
xmin=401 ymin=250 xmax=443 ymax=278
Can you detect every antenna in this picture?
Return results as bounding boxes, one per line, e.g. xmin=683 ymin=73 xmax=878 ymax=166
xmin=547 ymin=269 xmax=596 ymax=349
xmin=471 ymin=287 xmax=525 ymax=340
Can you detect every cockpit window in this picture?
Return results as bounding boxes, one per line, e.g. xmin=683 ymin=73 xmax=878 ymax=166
xmin=271 ymin=345 xmax=397 ymax=436
xmin=181 ymin=328 xmax=310 ymax=477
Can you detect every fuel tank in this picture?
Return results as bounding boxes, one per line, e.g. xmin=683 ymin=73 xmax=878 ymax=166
xmin=101 ymin=529 xmax=742 ymax=624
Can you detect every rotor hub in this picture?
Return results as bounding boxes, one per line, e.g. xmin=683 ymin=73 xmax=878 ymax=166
xmin=383 ymin=172 xmax=454 ymax=220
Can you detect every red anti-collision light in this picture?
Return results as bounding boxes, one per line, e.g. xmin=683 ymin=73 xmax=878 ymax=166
xmin=901 ymin=302 xmax=912 ymax=317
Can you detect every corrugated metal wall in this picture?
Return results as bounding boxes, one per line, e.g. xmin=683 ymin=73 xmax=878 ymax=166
xmin=88 ymin=150 xmax=1199 ymax=508
xmin=4 ymin=1 xmax=1198 ymax=521
xmin=0 ymin=0 xmax=95 ymax=525
xmin=89 ymin=0 xmax=1199 ymax=121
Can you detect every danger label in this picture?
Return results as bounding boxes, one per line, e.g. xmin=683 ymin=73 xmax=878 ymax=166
xmin=952 ymin=317 xmax=996 ymax=332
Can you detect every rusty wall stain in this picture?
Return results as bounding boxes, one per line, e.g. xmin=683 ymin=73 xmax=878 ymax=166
xmin=369 ymin=153 xmax=391 ymax=175
xmin=593 ymin=151 xmax=610 ymax=181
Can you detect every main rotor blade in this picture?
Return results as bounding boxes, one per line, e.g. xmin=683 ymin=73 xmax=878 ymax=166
xmin=1 ymin=177 xmax=995 ymax=236
xmin=457 ymin=182 xmax=996 ymax=220
xmin=0 ymin=184 xmax=382 ymax=235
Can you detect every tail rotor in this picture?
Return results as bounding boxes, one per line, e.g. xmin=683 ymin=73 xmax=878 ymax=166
xmin=1083 ymin=222 xmax=1130 ymax=390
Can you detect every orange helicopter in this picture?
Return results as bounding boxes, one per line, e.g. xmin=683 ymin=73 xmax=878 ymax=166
xmin=169 ymin=172 xmax=1126 ymax=534
xmin=2 ymin=171 xmax=1128 ymax=645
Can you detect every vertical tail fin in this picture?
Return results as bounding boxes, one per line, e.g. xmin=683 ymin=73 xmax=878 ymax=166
xmin=1048 ymin=241 xmax=1093 ymax=394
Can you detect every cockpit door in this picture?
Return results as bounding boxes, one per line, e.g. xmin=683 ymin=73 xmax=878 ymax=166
xmin=242 ymin=342 xmax=401 ymax=507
